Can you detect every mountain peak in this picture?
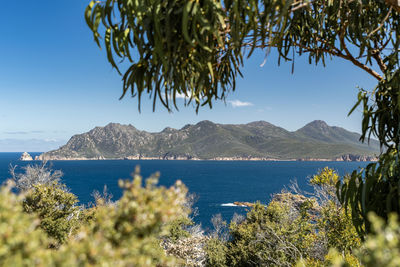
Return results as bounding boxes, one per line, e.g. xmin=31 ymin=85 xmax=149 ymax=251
xmin=296 ymin=120 xmax=331 ymax=136
xmin=195 ymin=120 xmax=216 ymax=126
xmin=306 ymin=120 xmax=329 ymax=128
xmin=103 ymin=123 xmax=137 ymax=131
xmin=246 ymin=121 xmax=272 ymax=127
xmin=161 ymin=127 xmax=177 ymax=133
xmin=104 ymin=122 xmax=122 ymax=129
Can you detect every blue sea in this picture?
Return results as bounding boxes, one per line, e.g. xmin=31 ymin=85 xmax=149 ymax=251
xmin=0 ymin=152 xmax=369 ymax=230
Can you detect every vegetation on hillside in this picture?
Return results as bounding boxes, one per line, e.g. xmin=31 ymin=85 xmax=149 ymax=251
xmin=39 ymin=120 xmax=379 ymax=161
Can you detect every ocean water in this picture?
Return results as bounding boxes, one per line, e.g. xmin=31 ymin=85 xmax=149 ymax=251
xmin=0 ymin=152 xmax=369 ymax=230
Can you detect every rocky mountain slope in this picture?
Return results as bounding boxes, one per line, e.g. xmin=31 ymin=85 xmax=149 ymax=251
xmin=37 ymin=120 xmax=380 ymax=161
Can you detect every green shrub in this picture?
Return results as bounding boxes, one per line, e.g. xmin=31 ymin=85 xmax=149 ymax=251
xmin=53 ymin=168 xmax=189 ymax=266
xmin=22 ymin=182 xmax=81 ymax=245
xmin=317 ymin=200 xmax=361 ymax=253
xmin=203 ymin=168 xmax=361 ymax=266
xmin=205 ymin=238 xmax=228 ymax=267
xmin=358 ymin=213 xmax=400 ymax=267
xmin=0 ymin=167 xmax=190 ymax=266
xmin=0 ymin=182 xmax=52 ymax=266
xmin=226 ymin=201 xmax=315 ymax=267
xmin=312 ymin=168 xmax=361 ymax=253
xmin=165 ymin=216 xmax=194 ymax=242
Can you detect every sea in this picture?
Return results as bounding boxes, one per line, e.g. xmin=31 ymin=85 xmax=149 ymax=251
xmin=0 ymin=152 xmax=369 ymax=230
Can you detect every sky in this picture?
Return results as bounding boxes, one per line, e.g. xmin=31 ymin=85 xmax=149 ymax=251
xmin=0 ymin=1 xmax=379 ymax=151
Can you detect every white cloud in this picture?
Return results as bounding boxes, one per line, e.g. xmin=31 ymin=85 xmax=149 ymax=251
xmin=228 ymin=100 xmax=254 ymax=108
xmin=167 ymin=92 xmax=189 ymax=100
xmin=175 ymin=92 xmax=188 ymax=99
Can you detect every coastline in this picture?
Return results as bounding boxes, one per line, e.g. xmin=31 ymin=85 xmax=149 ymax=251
xmin=33 ymin=155 xmax=378 ymax=162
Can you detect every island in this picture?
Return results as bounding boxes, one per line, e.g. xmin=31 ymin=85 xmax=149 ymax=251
xmin=36 ymin=120 xmax=379 ymax=162
xmin=20 ymin=152 xmax=33 ymax=161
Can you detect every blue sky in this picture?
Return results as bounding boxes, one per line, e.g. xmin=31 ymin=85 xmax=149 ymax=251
xmin=0 ymin=1 xmax=378 ymax=151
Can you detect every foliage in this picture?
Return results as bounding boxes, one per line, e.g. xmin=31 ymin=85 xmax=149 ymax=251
xmin=0 ymin=167 xmax=190 ymax=266
xmin=8 ymin=160 xmax=400 ymax=267
xmin=310 ymin=167 xmax=340 ymax=188
xmin=10 ymin=161 xmax=62 ymax=191
xmin=317 ymin=213 xmax=400 ymax=267
xmin=358 ymin=213 xmax=400 ymax=267
xmin=0 ymin=182 xmax=52 ymax=266
xmin=85 ymin=0 xmax=400 ymax=239
xmin=163 ymin=223 xmax=208 ymax=267
xmin=53 ymin=168 xmax=189 ymax=266
xmin=225 ymin=200 xmax=315 ymax=266
xmin=22 ymin=182 xmax=82 ymax=245
xmin=165 ymin=216 xmax=194 ymax=242
xmin=91 ymin=184 xmax=114 ymax=206
xmin=317 ymin=200 xmax=361 ymax=254
xmin=85 ymin=0 xmax=399 ymax=110
xmin=339 ymin=148 xmax=400 ymax=236
xmin=203 ymin=168 xmax=360 ymax=266
xmin=85 ymin=0 xmax=240 ymax=111
xmin=297 ymin=249 xmax=361 ymax=267
xmin=205 ymin=238 xmax=228 ymax=267
xmin=312 ymin=168 xmax=361 ymax=253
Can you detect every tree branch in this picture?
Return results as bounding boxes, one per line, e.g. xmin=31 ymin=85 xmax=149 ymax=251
xmin=339 ymin=24 xmax=383 ymax=81
xmin=385 ymin=0 xmax=400 ymax=13
xmin=368 ymin=7 xmax=392 ymax=38
xmin=246 ymin=39 xmax=384 ymax=81
xmin=372 ymin=41 xmax=388 ymax=73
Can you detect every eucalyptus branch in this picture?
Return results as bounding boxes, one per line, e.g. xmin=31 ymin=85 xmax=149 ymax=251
xmin=385 ymin=0 xmax=400 ymax=13
xmin=244 ymin=37 xmax=384 ymax=81
xmin=339 ymin=24 xmax=383 ymax=81
xmin=368 ymin=6 xmax=392 ymax=38
xmin=372 ymin=41 xmax=388 ymax=73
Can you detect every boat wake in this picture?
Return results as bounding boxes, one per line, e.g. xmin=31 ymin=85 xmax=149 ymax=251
xmin=221 ymin=203 xmax=245 ymax=207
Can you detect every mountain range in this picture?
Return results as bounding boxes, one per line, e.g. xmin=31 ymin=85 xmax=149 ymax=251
xmin=36 ymin=120 xmax=380 ymax=161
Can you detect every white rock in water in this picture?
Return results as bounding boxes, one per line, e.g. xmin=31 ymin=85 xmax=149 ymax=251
xmin=20 ymin=152 xmax=33 ymax=161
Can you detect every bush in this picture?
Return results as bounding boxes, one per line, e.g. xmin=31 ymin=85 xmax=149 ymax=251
xmin=226 ymin=200 xmax=316 ymax=267
xmin=204 ymin=168 xmax=361 ymax=266
xmin=53 ymin=168 xmax=189 ymax=266
xmin=0 ymin=181 xmax=52 ymax=266
xmin=205 ymin=238 xmax=228 ymax=267
xmin=10 ymin=161 xmax=62 ymax=191
xmin=0 ymin=166 xmax=190 ymax=266
xmin=358 ymin=213 xmax=400 ymax=267
xmin=22 ymin=182 xmax=82 ymax=245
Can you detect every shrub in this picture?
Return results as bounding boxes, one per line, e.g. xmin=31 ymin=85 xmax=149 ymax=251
xmin=205 ymin=238 xmax=228 ymax=267
xmin=204 ymin=168 xmax=361 ymax=266
xmin=358 ymin=213 xmax=400 ymax=266
xmin=0 ymin=166 xmax=190 ymax=266
xmin=53 ymin=168 xmax=189 ymax=266
xmin=22 ymin=182 xmax=82 ymax=245
xmin=163 ymin=223 xmax=208 ymax=267
xmin=312 ymin=168 xmax=361 ymax=253
xmin=226 ymin=201 xmax=314 ymax=267
xmin=10 ymin=161 xmax=62 ymax=191
xmin=0 ymin=181 xmax=52 ymax=266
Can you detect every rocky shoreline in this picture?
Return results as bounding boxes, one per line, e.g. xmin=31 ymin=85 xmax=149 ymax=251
xmin=33 ymin=153 xmax=378 ymax=162
xmin=20 ymin=152 xmax=33 ymax=161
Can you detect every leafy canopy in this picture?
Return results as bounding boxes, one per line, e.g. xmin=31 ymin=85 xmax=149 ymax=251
xmin=85 ymin=0 xmax=399 ymax=111
xmin=85 ymin=0 xmax=400 ymax=236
